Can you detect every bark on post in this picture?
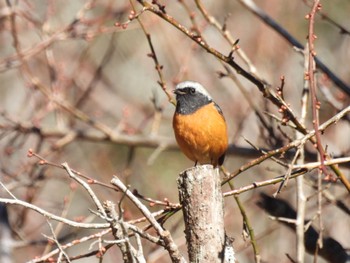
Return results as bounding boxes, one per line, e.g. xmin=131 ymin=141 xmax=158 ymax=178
xmin=177 ymin=165 xmax=235 ymax=263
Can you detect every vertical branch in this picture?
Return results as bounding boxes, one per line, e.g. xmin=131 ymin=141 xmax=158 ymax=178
xmin=229 ymin=182 xmax=260 ymax=263
xmin=103 ymin=200 xmax=137 ymax=263
xmin=177 ymin=165 xmax=235 ymax=263
xmin=306 ymin=0 xmax=329 ymax=179
xmin=306 ymin=3 xmax=326 ymax=256
xmin=295 ymin=42 xmax=311 ymax=263
xmin=128 ymin=1 xmax=175 ymax=105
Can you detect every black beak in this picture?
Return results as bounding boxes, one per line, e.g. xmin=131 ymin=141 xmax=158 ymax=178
xmin=173 ymin=89 xmax=186 ymax=95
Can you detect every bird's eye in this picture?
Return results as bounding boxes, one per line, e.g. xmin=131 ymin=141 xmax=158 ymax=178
xmin=189 ymin=88 xmax=196 ymax=94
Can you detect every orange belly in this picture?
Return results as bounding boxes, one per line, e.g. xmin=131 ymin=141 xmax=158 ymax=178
xmin=173 ymin=102 xmax=228 ymax=166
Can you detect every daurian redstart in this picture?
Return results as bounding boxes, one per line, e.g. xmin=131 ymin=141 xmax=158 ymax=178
xmin=173 ymin=81 xmax=228 ymax=167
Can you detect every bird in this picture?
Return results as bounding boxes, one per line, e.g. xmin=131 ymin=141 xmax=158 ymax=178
xmin=172 ymin=81 xmax=228 ymax=167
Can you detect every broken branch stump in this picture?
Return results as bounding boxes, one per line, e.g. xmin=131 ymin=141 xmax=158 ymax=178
xmin=177 ymin=165 xmax=235 ymax=263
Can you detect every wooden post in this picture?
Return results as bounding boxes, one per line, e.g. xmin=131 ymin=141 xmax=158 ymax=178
xmin=177 ymin=165 xmax=235 ymax=263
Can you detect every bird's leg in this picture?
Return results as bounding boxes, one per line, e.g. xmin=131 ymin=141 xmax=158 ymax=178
xmin=194 ymin=160 xmax=198 ymax=166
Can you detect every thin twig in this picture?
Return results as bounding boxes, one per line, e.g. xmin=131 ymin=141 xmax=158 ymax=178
xmin=0 ymin=198 xmax=109 ymax=229
xmin=44 ymin=220 xmax=72 ymax=263
xmin=302 ymin=0 xmax=350 ymax=35
xmin=222 ymin=105 xmax=350 ymax=192
xmin=27 ymin=229 xmax=112 ymax=263
xmin=194 ymin=0 xmax=259 ymax=75
xmin=111 ymin=177 xmax=186 ymax=263
xmin=223 ymin=169 xmax=308 ymax=197
xmin=129 ymin=2 xmax=174 ymax=105
xmin=274 ymin=148 xmax=301 ymax=196
xmin=236 ymin=0 xmax=350 ymax=96
xmin=294 ymin=37 xmax=311 ymax=263
xmin=306 ymin=0 xmax=329 ymax=179
xmin=62 ymin=162 xmax=108 ymax=219
xmin=228 ymin=180 xmax=260 ymax=263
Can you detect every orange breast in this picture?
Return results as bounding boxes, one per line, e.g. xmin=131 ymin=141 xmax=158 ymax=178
xmin=173 ymin=102 xmax=228 ymax=166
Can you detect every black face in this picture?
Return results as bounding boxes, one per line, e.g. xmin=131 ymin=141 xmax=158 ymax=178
xmin=175 ymin=87 xmax=212 ymax=115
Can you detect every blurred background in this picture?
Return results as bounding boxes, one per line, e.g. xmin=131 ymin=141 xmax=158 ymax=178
xmin=0 ymin=0 xmax=349 ymax=262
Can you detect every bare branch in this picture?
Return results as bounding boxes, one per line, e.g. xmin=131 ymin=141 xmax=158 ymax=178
xmin=0 ymin=198 xmax=109 ymax=229
xmin=111 ymin=177 xmax=186 ymax=263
